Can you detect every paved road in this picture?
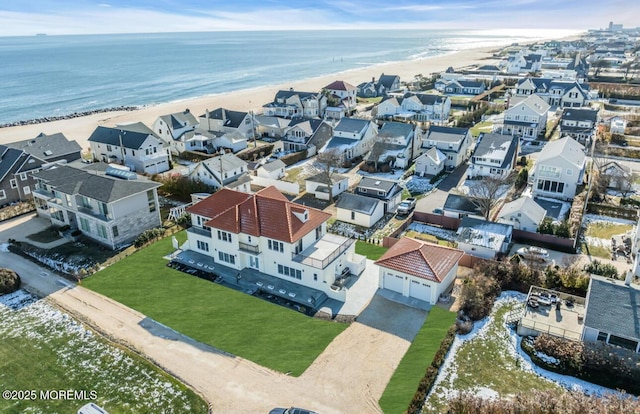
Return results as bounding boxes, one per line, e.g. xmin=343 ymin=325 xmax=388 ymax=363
xmin=416 ymin=163 xmax=468 ymax=214
xmin=0 ymin=216 xmax=425 ymax=414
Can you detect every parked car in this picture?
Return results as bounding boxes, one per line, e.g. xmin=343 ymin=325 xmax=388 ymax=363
xmin=397 ymin=197 xmax=417 ymax=215
xmin=269 ymin=408 xmax=318 ymax=414
xmin=516 ymin=246 xmax=549 ymax=261
xmin=432 ymin=208 xmax=443 ymax=215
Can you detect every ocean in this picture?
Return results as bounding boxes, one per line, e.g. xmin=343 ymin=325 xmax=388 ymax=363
xmin=0 ymin=29 xmax=578 ymax=125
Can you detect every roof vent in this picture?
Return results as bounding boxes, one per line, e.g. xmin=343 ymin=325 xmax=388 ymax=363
xmin=374 ymin=181 xmax=381 ymax=186
xmin=44 ymin=150 xmax=53 ymax=156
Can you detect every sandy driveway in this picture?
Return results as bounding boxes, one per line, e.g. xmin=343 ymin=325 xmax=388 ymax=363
xmin=0 ymin=216 xmax=426 ymax=413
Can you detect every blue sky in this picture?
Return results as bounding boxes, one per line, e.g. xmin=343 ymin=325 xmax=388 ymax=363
xmin=1 ymin=0 xmax=638 ymax=36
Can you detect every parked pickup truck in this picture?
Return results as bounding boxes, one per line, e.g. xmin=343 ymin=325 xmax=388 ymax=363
xmin=397 ymin=198 xmax=417 ymax=215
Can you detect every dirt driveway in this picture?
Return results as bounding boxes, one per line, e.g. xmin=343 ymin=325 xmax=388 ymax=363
xmin=0 ymin=216 xmax=427 ymax=413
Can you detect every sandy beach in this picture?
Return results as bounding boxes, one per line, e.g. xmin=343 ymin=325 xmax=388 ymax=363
xmin=0 ymin=46 xmax=499 ymax=151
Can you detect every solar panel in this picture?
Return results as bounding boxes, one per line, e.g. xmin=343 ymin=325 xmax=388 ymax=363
xmin=105 ymin=165 xmax=137 ymax=180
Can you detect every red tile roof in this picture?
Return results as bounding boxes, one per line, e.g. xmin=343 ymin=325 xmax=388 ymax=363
xmin=374 ymin=238 xmax=463 ymax=283
xmin=324 ymin=80 xmax=356 ymax=91
xmin=185 ymin=186 xmax=330 ymax=243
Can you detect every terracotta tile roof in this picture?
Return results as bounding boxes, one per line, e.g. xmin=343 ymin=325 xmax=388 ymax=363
xmin=324 ymin=80 xmax=356 ymax=91
xmin=374 ymin=237 xmax=463 ymax=283
xmin=186 ymin=186 xmax=330 ymax=243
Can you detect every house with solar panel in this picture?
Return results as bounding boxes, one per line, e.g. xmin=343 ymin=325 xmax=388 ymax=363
xmin=88 ymin=123 xmax=170 ymax=174
xmin=31 ymin=163 xmax=162 ymax=249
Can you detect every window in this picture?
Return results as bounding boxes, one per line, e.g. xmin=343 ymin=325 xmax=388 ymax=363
xmin=277 ymin=264 xmax=302 ymax=280
xmin=197 ymin=240 xmax=209 ymax=252
xmin=268 ymin=239 xmax=284 ymax=252
xmin=106 ymin=145 xmax=112 ymax=152
xmin=218 ymin=251 xmax=235 ymax=264
xmin=19 ymin=172 xmax=27 ymax=181
xmin=79 ymin=217 xmax=90 ymax=232
xmin=9 ymin=179 xmax=16 ymax=189
xmin=97 ymin=224 xmax=108 ymax=239
xmin=351 ymin=211 xmax=355 ymax=220
xmin=23 ymin=186 xmax=31 ymax=195
xmin=0 ymin=190 xmax=5 ymax=200
xmin=112 ymin=226 xmax=119 ymax=238
xmin=597 ymin=331 xmax=608 ymax=342
xmin=566 ymin=169 xmax=573 ymax=176
xmin=217 ymin=230 xmax=232 ymax=242
xmin=147 ymin=190 xmax=156 ymax=213
xmin=314 ymin=273 xmax=318 ymax=281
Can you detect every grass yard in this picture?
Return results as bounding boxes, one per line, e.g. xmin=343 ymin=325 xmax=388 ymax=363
xmin=379 ymin=307 xmax=457 ymax=414
xmin=283 ymin=166 xmax=309 ymax=186
xmin=424 ymin=302 xmax=559 ymax=413
xmin=26 ymin=226 xmax=63 ymax=243
xmin=581 ymin=242 xmax=611 ymax=259
xmin=470 ymin=121 xmax=493 ymax=137
xmin=404 ymin=230 xmax=456 ymax=247
xmin=355 ymin=241 xmax=388 ymax=260
xmin=0 ymin=290 xmax=207 ymax=414
xmin=83 ymin=232 xmax=347 ymax=376
xmin=585 ymin=221 xmax=633 ymax=239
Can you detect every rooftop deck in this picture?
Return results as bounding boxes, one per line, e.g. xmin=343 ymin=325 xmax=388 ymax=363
xmin=518 ymin=286 xmax=586 ymax=341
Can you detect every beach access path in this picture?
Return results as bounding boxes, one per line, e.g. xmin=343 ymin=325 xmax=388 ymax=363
xmin=0 ymin=216 xmax=426 ymax=414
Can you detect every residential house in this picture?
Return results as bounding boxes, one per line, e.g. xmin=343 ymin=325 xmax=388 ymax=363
xmin=365 ymin=121 xmax=417 ymax=170
xmin=502 ymin=94 xmax=550 ymax=139
xmin=262 ymin=89 xmax=326 ymax=119
xmin=375 ymin=93 xmax=451 ymax=123
xmin=256 ymin=159 xmax=286 ymax=180
xmin=600 ymin=161 xmax=632 ymax=191
xmin=442 ymin=193 xmax=483 ymax=219
xmin=375 ymin=237 xmax=464 ymax=305
xmin=183 ymin=186 xmax=366 ymax=302
xmin=152 ymin=109 xmax=199 ymax=155
xmin=559 ymin=107 xmax=599 ymax=144
xmin=0 ymin=133 xmax=82 ymax=206
xmin=183 ymin=129 xmax=248 ymax=154
xmin=414 ymin=147 xmax=446 ymax=177
xmin=335 ymin=193 xmax=385 ymax=228
xmin=354 ymin=177 xmax=402 ymax=213
xmin=188 ymin=153 xmax=251 ymax=193
xmin=421 ymin=126 xmax=472 ymax=170
xmin=531 ymin=136 xmax=586 ymax=201
xmin=323 ymin=80 xmax=357 ymax=114
xmin=512 ymin=78 xmax=590 ymax=108
xmin=304 ymin=173 xmax=348 ymax=201
xmin=88 ymin=123 xmax=170 ymax=174
xmin=32 ymin=163 xmax=161 ymax=249
xmin=497 ymin=197 xmax=547 ymax=232
xmin=467 ymin=133 xmax=519 ymax=179
xmin=582 ymin=275 xmax=640 ymax=352
xmin=320 ymin=118 xmax=378 ymax=162
xmin=356 ymin=80 xmax=377 ymax=98
xmin=607 ymin=116 xmax=627 ymax=134
xmin=357 ymin=73 xmax=401 ymax=98
xmin=282 ymin=118 xmax=333 ymax=156
xmin=441 ymin=79 xmax=487 ymax=95
xmin=456 ymin=217 xmax=513 ymax=259
xmin=253 ymin=115 xmax=292 ymax=140
xmin=197 ymin=108 xmax=254 ymax=151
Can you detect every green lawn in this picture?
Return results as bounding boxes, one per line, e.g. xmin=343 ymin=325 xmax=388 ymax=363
xmin=0 ymin=291 xmax=208 ymax=414
xmin=585 ymin=221 xmax=633 ymax=239
xmin=355 ymin=241 xmax=388 ymax=260
xmin=424 ymin=303 xmax=559 ymax=413
xmin=83 ymin=232 xmax=347 ymax=376
xmin=470 ymin=121 xmax=493 ymax=137
xmin=581 ymin=242 xmax=611 ymax=259
xmin=379 ymin=307 xmax=457 ymax=414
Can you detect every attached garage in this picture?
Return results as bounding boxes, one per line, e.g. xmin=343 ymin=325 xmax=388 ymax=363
xmin=409 ymin=279 xmax=431 ymax=302
xmin=383 ymin=272 xmax=404 ymax=294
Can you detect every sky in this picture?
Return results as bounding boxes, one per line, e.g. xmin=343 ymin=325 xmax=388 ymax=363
xmin=0 ymin=0 xmax=639 ymax=36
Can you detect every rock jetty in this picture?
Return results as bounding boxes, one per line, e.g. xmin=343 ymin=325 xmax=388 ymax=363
xmin=0 ymin=106 xmax=140 ymax=129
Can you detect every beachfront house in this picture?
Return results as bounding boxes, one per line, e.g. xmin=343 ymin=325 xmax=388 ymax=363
xmin=262 ymin=89 xmax=327 ymax=119
xmin=559 ymin=107 xmax=599 ymax=144
xmin=455 ymin=217 xmax=513 ymax=259
xmin=183 ymin=186 xmax=366 ymax=303
xmin=320 ymin=118 xmax=378 ymax=163
xmin=199 ymin=108 xmax=255 ymax=140
xmin=152 ymin=109 xmax=199 ymax=155
xmin=502 ymin=94 xmax=550 ymax=139
xmin=31 ymin=163 xmax=161 ymax=250
xmin=0 ymin=132 xmax=82 ymax=207
xmin=357 ymin=73 xmax=401 ymax=98
xmin=335 ymin=193 xmax=385 ymax=228
xmin=87 ymin=123 xmax=170 ymax=175
xmin=364 ymin=121 xmax=417 ymax=170
xmin=323 ymin=80 xmax=357 ymax=115
xmin=421 ymin=126 xmax=472 ymax=170
xmin=467 ymin=133 xmax=519 ymax=179
xmin=375 ymin=237 xmax=464 ymax=305
xmin=188 ymin=153 xmax=251 ymax=193
xmin=531 ymin=136 xmax=586 ymax=201
xmin=497 ymin=197 xmax=547 ymax=232
xmin=354 ymin=177 xmax=402 ymax=213
xmin=282 ymin=118 xmax=333 ymax=156
xmin=254 ymin=115 xmax=292 ymax=140
xmin=414 ymin=147 xmax=447 ymax=177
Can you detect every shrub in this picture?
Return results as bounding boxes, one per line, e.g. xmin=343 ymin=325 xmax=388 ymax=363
xmin=0 ymin=268 xmax=21 ymax=294
xmin=584 ymin=259 xmax=619 ymax=278
xmin=156 ymin=175 xmax=215 ymax=202
xmin=134 ymin=228 xmax=167 ymax=248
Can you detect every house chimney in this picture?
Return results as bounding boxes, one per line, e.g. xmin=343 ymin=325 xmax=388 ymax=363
xmin=625 ymin=270 xmax=633 ymax=286
xmin=222 ymin=109 xmax=227 ymax=124
xmin=372 ymin=76 xmax=375 ymax=83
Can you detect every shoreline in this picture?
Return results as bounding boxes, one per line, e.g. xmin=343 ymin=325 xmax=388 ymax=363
xmin=0 ymin=34 xmax=581 ymax=151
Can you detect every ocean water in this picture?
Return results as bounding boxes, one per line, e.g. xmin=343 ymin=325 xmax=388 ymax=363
xmin=0 ymin=29 xmax=578 ymax=125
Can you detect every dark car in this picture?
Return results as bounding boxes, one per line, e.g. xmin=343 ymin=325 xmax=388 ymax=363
xmin=269 ymin=408 xmax=318 ymax=414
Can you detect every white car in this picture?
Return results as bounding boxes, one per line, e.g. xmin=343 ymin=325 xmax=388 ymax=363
xmin=517 ymin=246 xmax=549 ymax=261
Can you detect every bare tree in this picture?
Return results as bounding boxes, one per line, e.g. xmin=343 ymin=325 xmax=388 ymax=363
xmin=468 ymin=175 xmax=512 ymax=221
xmin=615 ymin=171 xmax=637 ymax=198
xmin=312 ymin=148 xmax=343 ymax=203
xmin=591 ymin=59 xmax=611 ymax=78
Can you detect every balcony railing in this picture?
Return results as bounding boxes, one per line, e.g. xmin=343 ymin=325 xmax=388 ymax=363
xmin=77 ymin=206 xmax=112 ymax=222
xmin=292 ymin=237 xmax=355 ymax=270
xmin=33 ymin=188 xmax=55 ymax=200
xmin=187 ymin=226 xmax=211 ymax=237
xmin=239 ymin=242 xmax=260 ymax=254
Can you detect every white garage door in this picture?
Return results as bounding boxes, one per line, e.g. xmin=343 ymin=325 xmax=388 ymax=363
xmin=409 ymin=279 xmax=431 ymax=303
xmin=383 ymin=273 xmax=404 ymax=293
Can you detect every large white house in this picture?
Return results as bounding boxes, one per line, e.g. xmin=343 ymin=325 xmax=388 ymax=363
xmin=263 ymin=89 xmax=327 ymax=119
xmin=375 ymin=93 xmax=451 ymax=123
xmin=183 ymin=186 xmax=366 ymax=302
xmin=32 ymin=163 xmax=162 ymax=249
xmin=421 ymin=126 xmax=472 ymax=170
xmin=198 ymin=108 xmax=255 ymax=140
xmin=513 ymin=77 xmax=590 ymax=108
xmin=321 ymin=118 xmax=378 ymax=162
xmin=323 ymin=80 xmax=357 ymax=114
xmin=88 ymin=123 xmax=170 ymax=174
xmin=375 ymin=237 xmax=464 ymax=305
xmin=467 ymin=133 xmax=519 ymax=179
xmin=502 ymin=94 xmax=550 ymax=139
xmin=531 ymin=136 xmax=586 ymax=201
xmin=152 ymin=109 xmax=199 ymax=155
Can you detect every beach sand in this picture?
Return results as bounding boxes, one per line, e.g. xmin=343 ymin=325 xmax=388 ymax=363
xmin=0 ymin=46 xmax=500 ymax=151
